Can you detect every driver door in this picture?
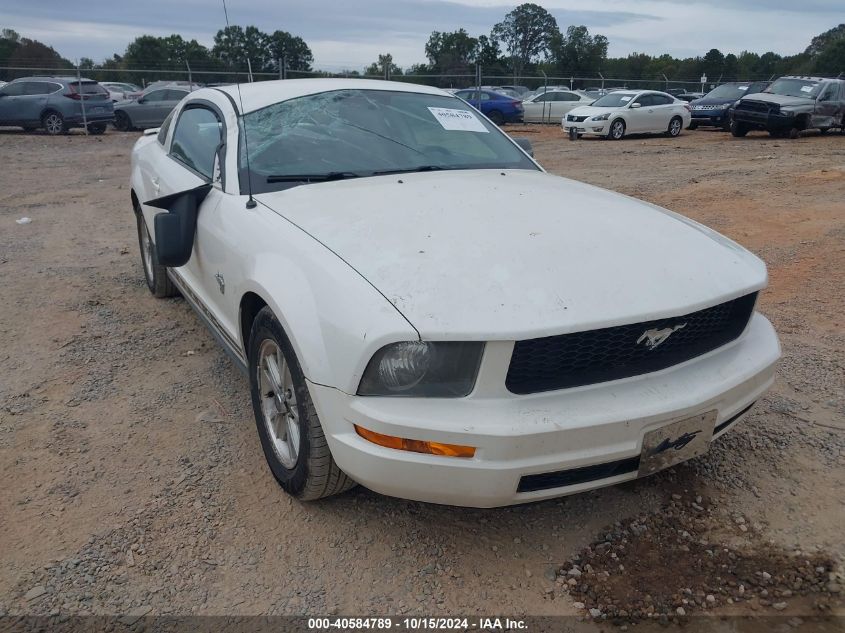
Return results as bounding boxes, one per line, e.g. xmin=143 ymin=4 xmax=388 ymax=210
xmin=146 ymin=104 xmax=231 ymax=335
xmin=814 ymin=83 xmax=842 ymax=129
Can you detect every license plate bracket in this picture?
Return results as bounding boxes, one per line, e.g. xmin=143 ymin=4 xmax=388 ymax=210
xmin=638 ymin=411 xmax=716 ymax=476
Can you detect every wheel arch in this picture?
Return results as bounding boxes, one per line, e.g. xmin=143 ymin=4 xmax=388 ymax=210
xmin=234 ymin=252 xmax=417 ymax=394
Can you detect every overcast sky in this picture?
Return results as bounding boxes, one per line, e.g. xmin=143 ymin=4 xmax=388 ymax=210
xmin=1 ymin=0 xmax=841 ymax=70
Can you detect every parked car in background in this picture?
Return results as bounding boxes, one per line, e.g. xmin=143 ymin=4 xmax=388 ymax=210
xmin=689 ymin=81 xmax=771 ymax=129
xmin=522 ymin=89 xmax=594 ymax=123
xmin=131 ymin=78 xmax=779 ymax=507
xmin=454 ymin=89 xmax=524 ymax=124
xmin=496 ymin=84 xmax=530 ymax=96
xmin=126 ymin=80 xmax=201 ymax=100
xmin=491 ymin=87 xmax=523 ymax=99
xmin=676 ymin=92 xmax=705 ymax=103
xmin=0 ymin=76 xmax=113 ymax=134
xmin=731 ymin=76 xmax=845 ymax=138
xmin=101 ymin=81 xmax=141 ymax=102
xmin=113 ymin=87 xmax=190 ymax=131
xmin=564 ymin=90 xmax=691 ymax=140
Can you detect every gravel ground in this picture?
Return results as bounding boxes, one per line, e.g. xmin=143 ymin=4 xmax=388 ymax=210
xmin=0 ymin=124 xmax=843 ymax=625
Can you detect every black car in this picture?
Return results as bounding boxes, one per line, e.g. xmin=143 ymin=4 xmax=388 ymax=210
xmin=688 ymin=82 xmax=771 ymax=130
xmin=731 ymin=76 xmax=845 ymax=138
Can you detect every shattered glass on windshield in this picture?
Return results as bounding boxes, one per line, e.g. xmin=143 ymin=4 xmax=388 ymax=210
xmin=239 ymin=89 xmax=537 ymax=193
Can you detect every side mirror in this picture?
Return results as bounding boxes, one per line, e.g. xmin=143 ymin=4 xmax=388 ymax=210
xmin=513 ymin=137 xmax=534 ymax=157
xmin=630 ymin=102 xmax=642 ymax=109
xmin=146 ymin=184 xmax=212 ymax=267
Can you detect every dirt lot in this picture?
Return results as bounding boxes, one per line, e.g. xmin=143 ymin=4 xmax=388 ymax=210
xmin=1 ymin=124 xmax=843 ymax=627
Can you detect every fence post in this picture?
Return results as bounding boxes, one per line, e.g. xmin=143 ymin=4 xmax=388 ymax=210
xmin=247 ymin=58 xmax=254 ymax=83
xmin=76 ymin=62 xmax=88 ymax=135
xmin=186 ymin=60 xmax=192 ymax=85
xmin=475 ymin=63 xmax=481 ymax=102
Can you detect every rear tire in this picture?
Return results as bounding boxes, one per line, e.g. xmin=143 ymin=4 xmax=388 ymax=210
xmin=730 ymin=121 xmax=749 ymax=137
xmin=667 ymin=116 xmax=683 ymax=137
xmin=248 ymin=307 xmax=356 ymax=501
xmin=134 ymin=199 xmax=177 ymax=298
xmin=608 ymin=119 xmax=625 ymax=140
xmin=114 ymin=111 xmax=132 ymax=132
xmin=42 ymin=111 xmax=66 ymax=135
xmin=788 ymin=127 xmax=800 ymax=139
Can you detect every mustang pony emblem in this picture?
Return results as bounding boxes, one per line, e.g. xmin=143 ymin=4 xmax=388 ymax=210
xmin=636 ymin=323 xmax=687 ymax=349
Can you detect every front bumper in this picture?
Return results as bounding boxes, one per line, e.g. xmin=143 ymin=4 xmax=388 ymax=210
xmin=563 ymin=121 xmax=607 ymax=136
xmin=309 ymin=313 xmax=780 ymax=507
xmin=691 ymin=109 xmax=729 ymax=125
xmin=732 ymin=109 xmax=796 ymax=130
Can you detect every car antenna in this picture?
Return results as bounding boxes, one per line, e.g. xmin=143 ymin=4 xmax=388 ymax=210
xmin=222 ymin=0 xmax=257 ymax=209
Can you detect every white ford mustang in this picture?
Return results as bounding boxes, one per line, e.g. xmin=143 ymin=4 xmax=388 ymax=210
xmin=130 ymin=79 xmax=779 ymax=507
xmin=564 ymin=90 xmax=692 ymax=140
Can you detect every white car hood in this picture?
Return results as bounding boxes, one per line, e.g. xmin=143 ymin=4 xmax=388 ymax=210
xmin=567 ymin=105 xmax=624 ymax=118
xmin=256 ymin=170 xmax=766 ymax=340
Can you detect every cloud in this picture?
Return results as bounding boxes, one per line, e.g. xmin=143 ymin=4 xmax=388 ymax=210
xmin=1 ymin=0 xmax=841 ymax=69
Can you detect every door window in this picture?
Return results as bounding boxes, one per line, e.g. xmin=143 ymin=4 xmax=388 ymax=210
xmin=165 ymin=90 xmax=189 ymax=102
xmin=142 ymin=90 xmax=168 ymax=103
xmin=651 ymin=94 xmax=673 ymax=105
xmin=170 ymin=107 xmax=223 ymax=179
xmin=633 ymin=94 xmax=653 ymax=107
xmin=1 ymin=82 xmax=26 ymax=96
xmin=818 ymin=84 xmax=839 ymax=102
xmin=24 ymin=82 xmax=59 ymax=95
xmin=558 ymin=92 xmax=581 ymax=101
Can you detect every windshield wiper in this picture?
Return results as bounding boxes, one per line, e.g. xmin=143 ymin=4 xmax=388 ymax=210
xmin=371 ymin=165 xmax=449 ymax=176
xmin=266 ymin=171 xmax=360 ymax=183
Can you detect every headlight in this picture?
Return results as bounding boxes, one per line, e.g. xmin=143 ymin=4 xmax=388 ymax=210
xmin=358 ymin=341 xmax=484 ymax=397
xmin=591 ymin=112 xmax=611 ymax=121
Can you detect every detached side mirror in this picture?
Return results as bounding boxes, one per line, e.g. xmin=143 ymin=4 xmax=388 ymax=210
xmin=146 ymin=184 xmax=212 ymax=267
xmin=630 ymin=102 xmax=642 ymax=109
xmin=513 ymin=137 xmax=534 ymax=157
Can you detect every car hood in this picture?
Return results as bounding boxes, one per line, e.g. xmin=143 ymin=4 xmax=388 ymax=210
xmin=690 ymin=97 xmax=736 ymax=107
xmin=256 ymin=170 xmax=766 ymax=340
xmin=566 ymin=105 xmax=628 ymax=118
xmin=740 ymin=93 xmax=813 ymax=107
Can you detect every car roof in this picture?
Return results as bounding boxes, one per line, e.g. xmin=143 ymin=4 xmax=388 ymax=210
xmin=214 ymin=78 xmax=451 ymax=114
xmin=11 ymin=76 xmax=93 ymax=83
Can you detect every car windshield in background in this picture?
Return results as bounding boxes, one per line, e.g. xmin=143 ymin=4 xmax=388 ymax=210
xmin=706 ymin=84 xmax=753 ymax=99
xmin=590 ymin=93 xmax=637 ymax=107
xmin=241 ymin=89 xmax=538 ymax=193
xmin=765 ymin=78 xmax=821 ymax=98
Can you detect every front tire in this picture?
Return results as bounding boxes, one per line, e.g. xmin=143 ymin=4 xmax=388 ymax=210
xmin=134 ymin=200 xmax=177 ymax=298
xmin=687 ymin=122 xmax=698 ymax=130
xmin=42 ymin=111 xmax=66 ymax=135
xmin=667 ymin=116 xmax=683 ymax=137
xmin=114 ymin=111 xmax=132 ymax=132
xmin=608 ymin=118 xmax=625 ymax=140
xmin=248 ymin=307 xmax=355 ymax=501
xmin=730 ymin=121 xmax=749 ymax=137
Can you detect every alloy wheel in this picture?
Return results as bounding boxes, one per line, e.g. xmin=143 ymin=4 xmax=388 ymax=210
xmin=139 ymin=219 xmax=154 ymax=282
xmin=44 ymin=113 xmax=63 ymax=135
xmin=257 ymin=339 xmax=301 ymax=469
xmin=669 ymin=118 xmax=682 ymax=136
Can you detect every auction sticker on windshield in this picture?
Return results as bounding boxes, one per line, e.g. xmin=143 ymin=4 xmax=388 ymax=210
xmin=428 ymin=107 xmax=489 ymax=132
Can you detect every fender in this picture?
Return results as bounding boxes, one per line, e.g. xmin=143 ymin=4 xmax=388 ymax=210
xmin=236 ymin=249 xmax=418 ymax=394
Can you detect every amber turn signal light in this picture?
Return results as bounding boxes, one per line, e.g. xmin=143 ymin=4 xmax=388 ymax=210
xmin=354 ymin=425 xmax=476 ymax=458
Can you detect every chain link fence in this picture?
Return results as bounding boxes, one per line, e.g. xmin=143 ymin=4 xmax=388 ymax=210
xmin=0 ymin=62 xmax=720 ymax=94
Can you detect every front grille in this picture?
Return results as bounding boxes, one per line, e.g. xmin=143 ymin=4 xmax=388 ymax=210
xmin=506 ymin=293 xmax=757 ymax=394
xmin=567 ymin=115 xmax=588 ymax=122
xmin=737 ymin=100 xmax=778 ymax=114
xmin=693 ymin=104 xmax=722 ymax=111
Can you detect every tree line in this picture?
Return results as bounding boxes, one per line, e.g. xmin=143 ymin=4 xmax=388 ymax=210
xmin=1 ymin=5 xmax=844 ymax=85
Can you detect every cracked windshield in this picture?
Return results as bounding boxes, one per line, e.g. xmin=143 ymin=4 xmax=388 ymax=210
xmin=241 ymin=89 xmax=538 ymax=192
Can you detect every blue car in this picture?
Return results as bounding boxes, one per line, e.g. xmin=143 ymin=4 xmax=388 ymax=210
xmin=454 ymin=89 xmax=524 ymax=125
xmin=0 ymin=76 xmax=114 ymax=134
xmin=689 ymin=81 xmax=770 ymax=130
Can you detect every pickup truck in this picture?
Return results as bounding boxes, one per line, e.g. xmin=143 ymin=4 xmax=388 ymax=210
xmin=731 ymin=76 xmax=845 ymax=138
